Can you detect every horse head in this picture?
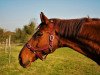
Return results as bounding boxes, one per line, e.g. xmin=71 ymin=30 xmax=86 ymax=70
xmin=19 ymin=12 xmax=59 ymax=68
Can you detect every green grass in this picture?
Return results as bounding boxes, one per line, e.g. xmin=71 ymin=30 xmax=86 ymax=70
xmin=0 ymin=45 xmax=100 ymax=75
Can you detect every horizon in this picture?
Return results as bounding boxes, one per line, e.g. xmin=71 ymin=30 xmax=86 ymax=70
xmin=0 ymin=0 xmax=100 ymax=31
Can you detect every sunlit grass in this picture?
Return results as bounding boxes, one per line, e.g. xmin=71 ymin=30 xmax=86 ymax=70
xmin=0 ymin=45 xmax=100 ymax=75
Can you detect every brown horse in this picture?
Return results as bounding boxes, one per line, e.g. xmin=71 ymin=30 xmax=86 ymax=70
xmin=19 ymin=12 xmax=100 ymax=68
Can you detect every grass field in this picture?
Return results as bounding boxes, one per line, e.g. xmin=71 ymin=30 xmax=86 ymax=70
xmin=0 ymin=45 xmax=100 ymax=75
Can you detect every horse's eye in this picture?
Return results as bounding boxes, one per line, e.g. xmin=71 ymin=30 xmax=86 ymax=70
xmin=37 ymin=32 xmax=43 ymax=36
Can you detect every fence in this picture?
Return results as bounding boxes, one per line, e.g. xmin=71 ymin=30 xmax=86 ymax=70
xmin=0 ymin=35 xmax=11 ymax=64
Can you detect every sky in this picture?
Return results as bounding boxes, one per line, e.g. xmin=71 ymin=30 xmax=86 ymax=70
xmin=0 ymin=0 xmax=100 ymax=31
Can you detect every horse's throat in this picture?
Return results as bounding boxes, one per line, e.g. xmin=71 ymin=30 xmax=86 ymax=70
xmin=59 ymin=37 xmax=100 ymax=65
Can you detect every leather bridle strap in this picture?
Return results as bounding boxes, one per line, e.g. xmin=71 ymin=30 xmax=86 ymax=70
xmin=26 ymin=33 xmax=54 ymax=60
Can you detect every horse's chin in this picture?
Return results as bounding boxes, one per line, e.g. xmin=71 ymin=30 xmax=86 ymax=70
xmin=22 ymin=60 xmax=35 ymax=68
xmin=23 ymin=62 xmax=31 ymax=68
xmin=19 ymin=59 xmax=36 ymax=68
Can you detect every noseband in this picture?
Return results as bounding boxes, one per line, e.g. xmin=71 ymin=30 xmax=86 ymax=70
xmin=26 ymin=32 xmax=54 ymax=60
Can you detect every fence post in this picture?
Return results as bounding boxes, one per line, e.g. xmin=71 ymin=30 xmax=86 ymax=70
xmin=8 ymin=35 xmax=11 ymax=64
xmin=5 ymin=39 xmax=8 ymax=53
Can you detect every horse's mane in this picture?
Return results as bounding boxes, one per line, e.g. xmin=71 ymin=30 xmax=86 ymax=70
xmin=50 ymin=18 xmax=100 ymax=38
xmin=50 ymin=18 xmax=86 ymax=38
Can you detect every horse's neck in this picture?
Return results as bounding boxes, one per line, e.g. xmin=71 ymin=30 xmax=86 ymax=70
xmin=57 ymin=19 xmax=86 ymax=54
xmin=59 ymin=37 xmax=87 ymax=55
xmin=58 ymin=22 xmax=100 ymax=65
xmin=59 ymin=36 xmax=100 ymax=64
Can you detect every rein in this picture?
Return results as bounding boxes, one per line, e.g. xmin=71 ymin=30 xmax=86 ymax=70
xmin=26 ymin=32 xmax=54 ymax=60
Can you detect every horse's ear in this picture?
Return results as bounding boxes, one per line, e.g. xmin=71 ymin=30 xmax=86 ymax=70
xmin=40 ymin=12 xmax=49 ymax=24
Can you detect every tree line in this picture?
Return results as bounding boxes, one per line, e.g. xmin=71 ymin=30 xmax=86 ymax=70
xmin=0 ymin=21 xmax=36 ymax=44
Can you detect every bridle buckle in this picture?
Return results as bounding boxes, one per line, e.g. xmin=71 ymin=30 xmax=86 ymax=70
xmin=49 ymin=35 xmax=54 ymax=41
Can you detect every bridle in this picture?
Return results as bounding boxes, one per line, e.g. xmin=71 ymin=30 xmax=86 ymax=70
xmin=26 ymin=31 xmax=54 ymax=61
xmin=25 ymin=20 xmax=58 ymax=61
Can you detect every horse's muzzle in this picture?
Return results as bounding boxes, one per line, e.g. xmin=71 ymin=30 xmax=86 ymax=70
xmin=19 ymin=57 xmax=31 ymax=68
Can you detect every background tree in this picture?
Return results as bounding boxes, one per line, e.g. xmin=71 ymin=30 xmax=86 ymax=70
xmin=0 ymin=27 xmax=4 ymax=42
xmin=0 ymin=27 xmax=14 ymax=44
xmin=0 ymin=20 xmax=36 ymax=44
xmin=14 ymin=21 xmax=36 ymax=43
